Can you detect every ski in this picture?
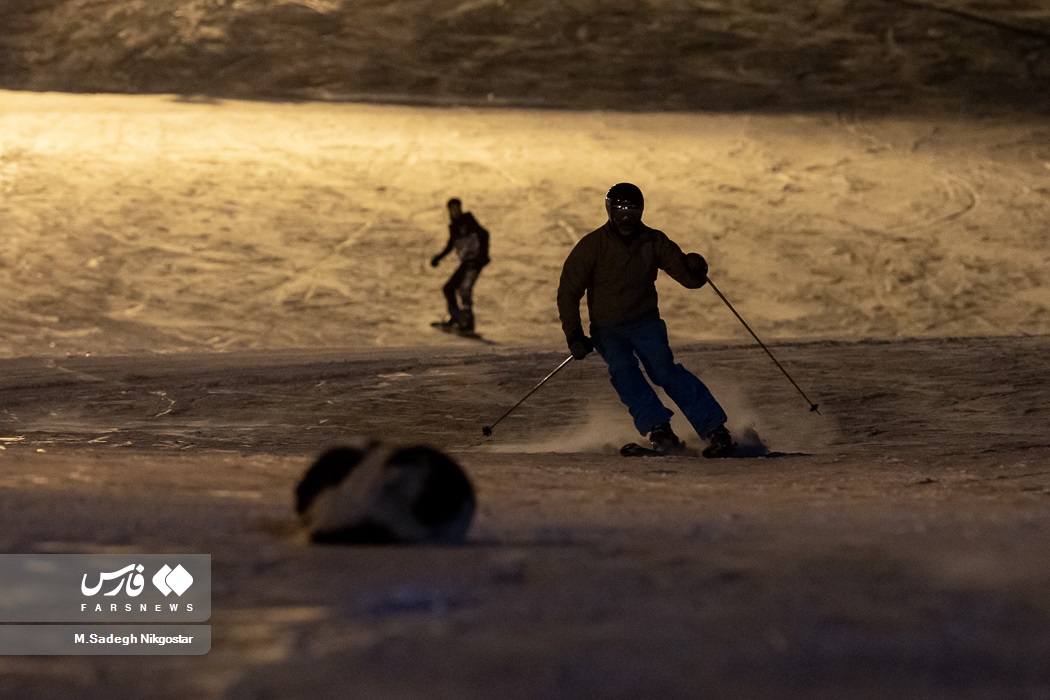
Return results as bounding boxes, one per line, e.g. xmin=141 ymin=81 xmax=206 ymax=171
xmin=619 ymin=442 xmax=741 ymax=458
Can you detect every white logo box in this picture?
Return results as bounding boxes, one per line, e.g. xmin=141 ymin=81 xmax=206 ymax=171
xmin=0 ymin=554 xmax=210 ymax=622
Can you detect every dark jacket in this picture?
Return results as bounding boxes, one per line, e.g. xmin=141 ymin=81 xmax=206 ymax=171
xmin=436 ymin=213 xmax=490 ymax=268
xmin=557 ymin=222 xmax=704 ymax=339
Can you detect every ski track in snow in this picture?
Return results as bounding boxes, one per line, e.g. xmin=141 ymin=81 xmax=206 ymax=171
xmin=1 ymin=91 xmax=1049 ymax=359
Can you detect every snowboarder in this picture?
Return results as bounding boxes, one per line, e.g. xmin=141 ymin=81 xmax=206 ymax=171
xmin=431 ymin=197 xmax=490 ymax=334
xmin=557 ymin=183 xmax=734 ymax=457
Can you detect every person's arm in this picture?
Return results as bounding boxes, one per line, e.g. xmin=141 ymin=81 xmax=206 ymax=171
xmin=478 ymin=227 xmax=489 ymax=265
xmin=557 ymin=239 xmax=595 ymax=358
xmin=654 ymin=231 xmax=707 ymax=289
xmin=431 ymin=232 xmax=454 ymax=267
xmin=477 ymin=225 xmax=490 ymax=264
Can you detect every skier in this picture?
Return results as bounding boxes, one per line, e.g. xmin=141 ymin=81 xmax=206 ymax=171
xmin=431 ymin=197 xmax=490 ymax=334
xmin=557 ymin=183 xmax=734 ymax=457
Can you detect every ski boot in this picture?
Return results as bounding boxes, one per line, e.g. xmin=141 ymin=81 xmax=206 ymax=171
xmin=701 ymin=425 xmax=735 ymax=458
xmin=648 ymin=422 xmax=685 ymax=455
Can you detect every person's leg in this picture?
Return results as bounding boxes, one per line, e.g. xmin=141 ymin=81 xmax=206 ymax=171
xmin=629 ymin=319 xmax=728 ymax=439
xmin=455 ymin=267 xmax=481 ymax=331
xmin=592 ymin=326 xmax=673 ymax=436
xmin=442 ymin=265 xmax=467 ymax=322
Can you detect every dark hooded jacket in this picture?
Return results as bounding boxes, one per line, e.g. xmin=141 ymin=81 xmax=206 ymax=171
xmin=436 ymin=212 xmax=490 ymax=268
xmin=557 ymin=222 xmax=704 ymax=339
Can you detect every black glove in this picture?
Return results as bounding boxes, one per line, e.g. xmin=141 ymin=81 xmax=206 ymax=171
xmin=430 ymin=255 xmax=442 ymax=268
xmin=686 ymin=253 xmax=708 ymax=285
xmin=566 ymin=330 xmax=593 ymax=361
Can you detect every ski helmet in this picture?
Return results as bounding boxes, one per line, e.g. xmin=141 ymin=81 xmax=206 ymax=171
xmin=606 ymin=183 xmax=644 ymax=209
xmin=605 ymin=182 xmax=644 ymax=233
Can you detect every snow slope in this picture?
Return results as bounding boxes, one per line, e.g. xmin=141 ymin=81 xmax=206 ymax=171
xmin=1 ymin=91 xmax=1048 ymax=357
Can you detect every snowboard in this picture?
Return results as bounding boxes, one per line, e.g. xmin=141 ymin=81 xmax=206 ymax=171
xmin=430 ymin=321 xmax=494 ymax=344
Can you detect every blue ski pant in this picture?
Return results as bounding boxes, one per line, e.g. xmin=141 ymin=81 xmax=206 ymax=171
xmin=592 ymin=318 xmax=727 ymax=439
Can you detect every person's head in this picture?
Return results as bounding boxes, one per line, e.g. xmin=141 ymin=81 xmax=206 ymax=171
xmin=605 ymin=183 xmax=644 ymax=236
xmin=447 ymin=197 xmax=463 ymax=222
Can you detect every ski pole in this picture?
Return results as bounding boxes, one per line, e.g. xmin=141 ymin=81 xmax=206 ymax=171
xmin=482 ymin=355 xmax=574 ymax=436
xmin=706 ymin=276 xmax=820 ymax=414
